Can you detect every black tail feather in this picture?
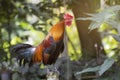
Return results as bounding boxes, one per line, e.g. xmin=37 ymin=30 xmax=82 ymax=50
xmin=10 ymin=43 xmax=33 ymax=53
xmin=10 ymin=43 xmax=35 ymax=66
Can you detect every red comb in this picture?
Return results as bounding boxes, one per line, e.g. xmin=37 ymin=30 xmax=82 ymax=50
xmin=64 ymin=13 xmax=73 ymax=20
xmin=64 ymin=14 xmax=73 ymax=26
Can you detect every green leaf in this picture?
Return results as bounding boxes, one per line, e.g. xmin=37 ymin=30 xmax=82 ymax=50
xmin=111 ymin=34 xmax=120 ymax=42
xmin=98 ymin=58 xmax=115 ymax=76
xmin=75 ymin=66 xmax=100 ymax=76
xmin=77 ymin=5 xmax=120 ymax=31
xmin=75 ymin=58 xmax=115 ymax=77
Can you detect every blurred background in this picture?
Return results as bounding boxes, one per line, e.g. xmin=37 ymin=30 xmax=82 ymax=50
xmin=0 ymin=0 xmax=120 ymax=80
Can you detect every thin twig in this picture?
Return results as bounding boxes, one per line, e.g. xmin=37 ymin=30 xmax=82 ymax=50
xmin=6 ymin=4 xmax=12 ymax=64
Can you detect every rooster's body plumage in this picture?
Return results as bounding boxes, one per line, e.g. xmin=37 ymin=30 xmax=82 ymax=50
xmin=10 ymin=14 xmax=73 ymax=66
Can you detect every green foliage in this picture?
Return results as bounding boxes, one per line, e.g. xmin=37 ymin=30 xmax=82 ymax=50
xmin=77 ymin=5 xmax=120 ymax=31
xmin=75 ymin=58 xmax=115 ymax=78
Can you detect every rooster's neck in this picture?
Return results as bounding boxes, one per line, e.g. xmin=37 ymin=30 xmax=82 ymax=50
xmin=49 ymin=20 xmax=65 ymax=42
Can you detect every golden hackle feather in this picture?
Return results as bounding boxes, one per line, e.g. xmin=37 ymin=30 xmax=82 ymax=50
xmin=49 ymin=20 xmax=65 ymax=42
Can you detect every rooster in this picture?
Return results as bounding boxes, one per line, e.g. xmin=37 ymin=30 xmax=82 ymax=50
xmin=10 ymin=14 xmax=73 ymax=66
